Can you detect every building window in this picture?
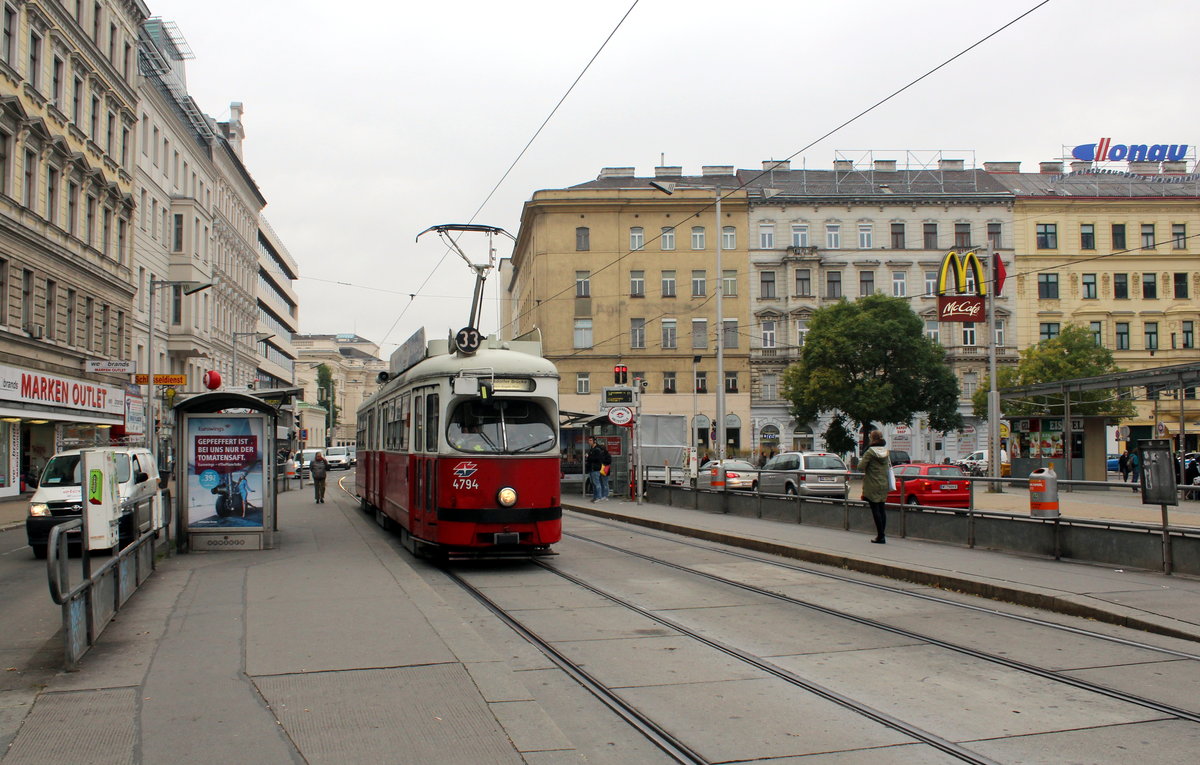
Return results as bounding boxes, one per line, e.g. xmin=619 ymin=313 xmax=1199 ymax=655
xmin=1145 ymin=322 xmax=1159 ymax=350
xmin=629 ymin=226 xmax=644 ymax=251
xmin=892 ymin=271 xmax=907 ymax=297
xmin=722 ymin=319 xmax=738 ymax=349
xmin=825 ymin=224 xmax=840 ymax=249
xmin=760 ymin=271 xmax=776 ymax=299
xmin=575 ymin=226 xmax=589 ymax=251
xmin=660 ymin=226 xmax=675 ymax=250
xmin=1 ymin=5 xmax=14 ymax=65
xmin=1114 ymin=273 xmax=1128 ymax=299
xmin=691 ymin=226 xmax=705 ymax=250
xmin=1112 ymin=223 xmax=1126 ymax=250
xmin=724 ymin=371 xmax=738 ymax=393
xmin=826 ymin=271 xmax=842 ymax=298
xmin=761 ymin=319 xmax=776 ymax=348
xmin=695 ymin=371 xmax=707 ymax=393
xmin=923 ymin=223 xmax=938 ymax=249
xmin=1089 ymin=321 xmax=1103 ymax=346
xmin=1082 ymin=273 xmax=1097 ymax=299
xmin=891 ymin=223 xmax=905 ymax=249
xmin=994 ymin=319 xmax=1005 ymax=346
xmin=924 ymin=270 xmax=937 ymax=295
xmin=962 ymin=371 xmax=978 ymax=398
xmin=925 ymin=320 xmax=940 ymax=344
xmin=573 ymin=319 xmax=592 ymax=349
xmin=759 ymin=223 xmax=775 ymax=249
xmin=692 ymin=319 xmax=707 ymax=349
xmin=722 ymin=226 xmax=735 ymax=250
xmin=691 ymin=270 xmax=706 ymax=297
xmin=576 ymin=373 xmax=590 ymax=395
xmin=661 ymin=270 xmax=676 ymax=297
xmin=1037 ymin=273 xmax=1059 ymax=299
xmin=662 ymin=319 xmax=677 ymax=349
xmin=1172 ymin=223 xmax=1186 ymax=249
xmin=954 ymin=223 xmax=971 ymax=249
xmin=22 ymin=149 xmax=36 ymax=208
xmin=859 ymin=270 xmax=874 ymax=296
xmin=795 ymin=268 xmax=811 ymax=296
xmin=1184 ymin=321 xmax=1194 ymax=349
xmin=791 ymin=224 xmax=808 ymax=247
xmin=65 ymin=288 xmax=75 ymax=344
xmin=1115 ymin=322 xmax=1129 ymax=350
xmin=630 ymin=318 xmax=645 ymax=349
xmin=171 ymin=213 xmax=183 ymax=251
xmin=1141 ymin=223 xmax=1156 ymax=249
xmin=1036 ymin=223 xmax=1057 ymax=249
xmin=45 ymin=165 xmax=58 ymax=223
xmin=796 ymin=319 xmax=809 ymax=346
xmin=663 ymin=371 xmax=676 ymax=393
xmin=1040 ymin=322 xmax=1060 ymax=341
xmin=629 ymin=270 xmax=644 ymax=297
xmin=1143 ymin=273 xmax=1157 ymax=299
xmin=1175 ymin=273 xmax=1188 ymax=299
xmin=762 ymin=373 xmax=777 ymax=400
xmin=961 ymin=322 xmax=976 ymax=346
xmin=28 ymin=30 xmax=42 ymax=89
xmin=858 ymin=224 xmax=872 ymax=249
xmin=1080 ymin=224 xmax=1095 ymax=250
xmin=987 ymin=222 xmax=1002 ymax=249
xmin=575 ymin=270 xmax=590 ymax=297
xmin=723 ymin=270 xmax=737 ymax=297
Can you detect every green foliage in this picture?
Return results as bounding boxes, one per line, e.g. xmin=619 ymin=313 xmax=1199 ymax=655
xmin=781 ymin=294 xmax=963 ymax=446
xmin=821 ymin=415 xmax=857 ymax=455
xmin=316 ymin=364 xmax=340 ymax=427
xmin=971 ymin=324 xmax=1136 ymax=419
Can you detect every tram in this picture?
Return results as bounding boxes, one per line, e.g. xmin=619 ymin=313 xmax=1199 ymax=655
xmin=355 ymin=224 xmax=562 ymax=558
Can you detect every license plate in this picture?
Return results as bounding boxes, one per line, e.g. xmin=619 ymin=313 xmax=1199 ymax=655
xmin=818 ymin=476 xmax=836 ymax=483
xmin=940 ymin=484 xmax=959 ymax=490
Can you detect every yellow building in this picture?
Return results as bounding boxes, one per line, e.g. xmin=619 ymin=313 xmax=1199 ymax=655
xmin=992 ymin=159 xmax=1200 ymax=448
xmin=505 ymin=167 xmax=751 ymax=455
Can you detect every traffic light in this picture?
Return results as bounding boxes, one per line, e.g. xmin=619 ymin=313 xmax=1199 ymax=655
xmin=613 ymin=364 xmax=628 ymax=384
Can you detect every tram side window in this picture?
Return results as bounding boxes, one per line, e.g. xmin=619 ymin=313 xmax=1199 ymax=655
xmin=398 ymin=393 xmax=410 ymax=451
xmin=413 ymin=393 xmax=425 ymax=451
xmin=426 ymin=393 xmax=439 ymax=451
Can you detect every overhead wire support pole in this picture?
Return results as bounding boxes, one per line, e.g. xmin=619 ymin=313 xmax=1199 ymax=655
xmin=416 ymin=224 xmax=514 ymax=332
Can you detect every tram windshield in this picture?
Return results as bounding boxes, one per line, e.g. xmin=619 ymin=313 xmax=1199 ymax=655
xmin=448 ymin=400 xmax=556 ymax=454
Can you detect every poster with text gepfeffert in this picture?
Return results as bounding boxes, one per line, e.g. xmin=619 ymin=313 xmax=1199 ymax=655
xmin=186 ymin=416 xmax=265 ymax=529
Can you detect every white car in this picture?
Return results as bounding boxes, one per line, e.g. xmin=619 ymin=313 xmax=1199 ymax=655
xmin=325 ymin=446 xmax=351 ymax=470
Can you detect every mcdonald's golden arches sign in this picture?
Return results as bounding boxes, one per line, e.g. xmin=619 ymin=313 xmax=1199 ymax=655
xmin=936 ymin=249 xmax=986 ymax=322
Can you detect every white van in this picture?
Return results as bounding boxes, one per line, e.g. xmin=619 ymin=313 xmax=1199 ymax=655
xmin=25 ymin=446 xmax=160 ymax=558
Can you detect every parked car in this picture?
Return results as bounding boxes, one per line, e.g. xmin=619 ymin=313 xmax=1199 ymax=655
xmin=958 ymin=449 xmax=1011 ymax=477
xmin=887 ymin=463 xmax=970 ymax=508
xmin=758 ymin=452 xmax=847 ymax=497
xmin=700 ymin=459 xmax=758 ymax=490
xmin=888 ymin=449 xmax=912 ymax=465
xmin=325 ymin=446 xmax=351 ymax=470
xmin=297 ymin=448 xmax=322 ymax=475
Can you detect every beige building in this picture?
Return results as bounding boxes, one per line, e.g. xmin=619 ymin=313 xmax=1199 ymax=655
xmin=991 ymin=158 xmax=1200 ymax=449
xmin=293 ymin=334 xmax=384 ymax=448
xmin=505 ymin=166 xmax=752 ymax=455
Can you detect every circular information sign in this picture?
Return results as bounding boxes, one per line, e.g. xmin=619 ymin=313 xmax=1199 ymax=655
xmin=455 ymin=326 xmax=482 ymax=354
xmin=608 ymin=406 xmax=634 ymax=426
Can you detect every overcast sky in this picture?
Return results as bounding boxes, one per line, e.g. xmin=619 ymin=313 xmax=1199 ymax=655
xmin=146 ymin=0 xmax=1198 ymax=355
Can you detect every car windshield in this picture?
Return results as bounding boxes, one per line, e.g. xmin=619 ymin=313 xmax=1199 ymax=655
xmin=929 ymin=466 xmax=964 ymax=477
xmin=448 ymin=400 xmax=556 ymax=454
xmin=40 ymin=453 xmax=132 ymax=486
xmin=300 ymin=450 xmax=320 ymax=464
xmin=719 ymin=461 xmax=755 ymax=471
xmin=804 ymin=455 xmax=845 ymax=470
xmin=327 ymin=447 xmax=348 ymax=456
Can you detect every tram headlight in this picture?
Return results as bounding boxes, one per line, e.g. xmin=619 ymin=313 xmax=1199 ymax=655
xmin=497 ymin=487 xmax=517 ymax=507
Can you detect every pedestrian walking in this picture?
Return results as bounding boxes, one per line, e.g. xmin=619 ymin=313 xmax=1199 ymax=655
xmin=858 ymin=430 xmax=891 ymax=544
xmin=310 ymin=452 xmax=329 ymax=503
xmin=1130 ymin=450 xmax=1141 ymax=493
xmin=585 ymin=436 xmax=611 ymax=502
xmin=1118 ymin=450 xmax=1130 ymax=482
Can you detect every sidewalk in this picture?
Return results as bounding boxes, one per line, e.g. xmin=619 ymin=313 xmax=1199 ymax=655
xmin=1 ymin=481 xmax=573 ymax=765
xmin=564 ymin=490 xmax=1200 ymax=644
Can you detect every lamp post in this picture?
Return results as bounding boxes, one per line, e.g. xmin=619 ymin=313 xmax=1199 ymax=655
xmin=651 ymin=181 xmax=727 ymax=487
xmin=231 ymin=331 xmax=274 ymax=390
xmin=145 ymin=279 xmax=212 ymax=467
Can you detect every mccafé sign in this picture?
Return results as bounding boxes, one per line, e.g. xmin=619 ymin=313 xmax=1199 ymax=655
xmin=937 ymin=250 xmax=987 ymax=322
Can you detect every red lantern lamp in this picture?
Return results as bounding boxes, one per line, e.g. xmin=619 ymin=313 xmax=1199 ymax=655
xmin=202 ymin=370 xmax=222 ymax=390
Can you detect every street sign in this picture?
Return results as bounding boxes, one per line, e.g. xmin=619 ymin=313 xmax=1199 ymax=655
xmin=454 ymin=326 xmax=482 ymax=354
xmin=608 ymin=406 xmax=634 ymax=426
xmin=135 ymin=374 xmax=187 ymax=385
xmin=87 ymin=360 xmax=137 ymax=374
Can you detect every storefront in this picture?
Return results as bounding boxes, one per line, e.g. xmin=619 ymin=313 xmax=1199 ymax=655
xmin=0 ymin=363 xmax=126 ymax=498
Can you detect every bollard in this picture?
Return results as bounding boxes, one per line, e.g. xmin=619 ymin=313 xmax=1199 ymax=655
xmin=1029 ymin=464 xmax=1060 ymax=518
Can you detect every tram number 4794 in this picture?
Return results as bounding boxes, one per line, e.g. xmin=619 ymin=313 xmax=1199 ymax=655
xmin=452 ymin=478 xmax=479 ymax=491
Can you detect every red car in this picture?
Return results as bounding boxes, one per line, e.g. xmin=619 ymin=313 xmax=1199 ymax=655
xmin=887 ymin=463 xmax=970 ymax=508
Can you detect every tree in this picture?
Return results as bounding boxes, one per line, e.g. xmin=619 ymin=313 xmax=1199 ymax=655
xmin=782 ymin=294 xmax=963 ymax=448
xmin=972 ymin=324 xmax=1136 ymax=419
xmin=316 ymin=363 xmax=340 ymax=431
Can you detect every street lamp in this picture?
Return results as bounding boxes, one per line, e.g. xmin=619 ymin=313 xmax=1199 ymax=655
xmin=145 ymin=279 xmax=212 ymax=466
xmin=652 ymin=181 xmax=727 ymax=486
xmin=231 ymin=331 xmax=274 ymax=389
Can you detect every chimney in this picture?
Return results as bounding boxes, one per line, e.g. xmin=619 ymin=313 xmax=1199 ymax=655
xmin=223 ymin=101 xmax=245 ymax=159
xmin=833 ymin=160 xmax=853 ymax=171
xmin=873 ymin=159 xmax=897 ymax=171
xmin=1128 ymin=161 xmax=1160 ymax=175
xmin=654 ymin=166 xmax=682 ymax=177
xmin=938 ymin=159 xmax=965 ymax=171
xmin=701 ymin=165 xmax=735 ymax=176
xmin=1039 ymin=161 xmax=1064 ymax=174
xmin=1162 ymin=160 xmax=1188 ymax=174
xmin=984 ymin=161 xmax=1021 ymax=173
xmin=1070 ymin=161 xmax=1092 ymax=173
xmin=598 ymin=167 xmax=636 ymax=179
xmin=762 ymin=160 xmax=791 ymax=171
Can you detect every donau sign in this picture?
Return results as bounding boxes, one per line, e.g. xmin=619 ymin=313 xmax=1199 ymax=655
xmin=936 ymin=249 xmax=986 ymax=323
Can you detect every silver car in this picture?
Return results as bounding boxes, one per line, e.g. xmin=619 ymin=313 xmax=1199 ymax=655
xmin=758 ymin=451 xmax=848 ymax=497
xmin=700 ymin=459 xmax=759 ymax=490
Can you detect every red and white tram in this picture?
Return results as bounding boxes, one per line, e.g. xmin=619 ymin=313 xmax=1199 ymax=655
xmin=356 ymin=330 xmax=562 ymax=558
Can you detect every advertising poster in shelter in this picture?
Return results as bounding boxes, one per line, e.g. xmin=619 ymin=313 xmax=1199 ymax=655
xmin=186 ymin=416 xmax=265 ymax=529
